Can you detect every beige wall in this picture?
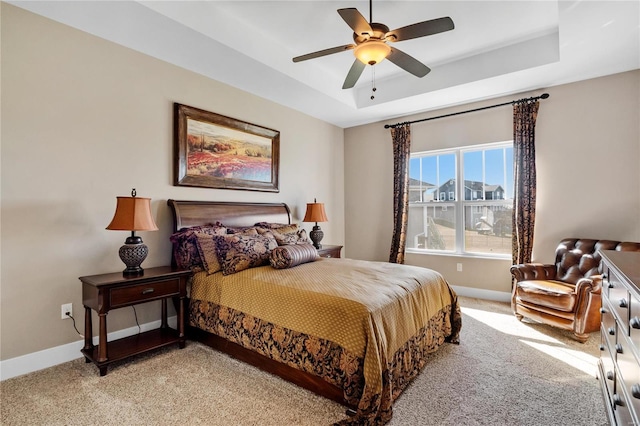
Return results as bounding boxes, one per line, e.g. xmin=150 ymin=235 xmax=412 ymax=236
xmin=345 ymin=70 xmax=640 ymax=294
xmin=0 ymin=4 xmax=344 ymax=360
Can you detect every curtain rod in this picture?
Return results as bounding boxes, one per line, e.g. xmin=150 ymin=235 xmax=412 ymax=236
xmin=384 ymin=93 xmax=550 ymax=129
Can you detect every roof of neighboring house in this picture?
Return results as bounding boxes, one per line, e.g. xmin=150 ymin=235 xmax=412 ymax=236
xmin=436 ymin=179 xmax=503 ymax=192
xmin=484 ymin=184 xmax=503 ymax=192
xmin=409 ymin=178 xmax=435 ymax=189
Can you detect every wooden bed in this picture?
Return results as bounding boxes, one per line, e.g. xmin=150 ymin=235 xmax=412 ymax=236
xmin=167 ymin=200 xmax=347 ymax=401
xmin=167 ymin=199 xmax=461 ymax=425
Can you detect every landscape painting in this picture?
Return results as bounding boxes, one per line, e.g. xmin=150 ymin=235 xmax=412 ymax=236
xmin=174 ymin=103 xmax=279 ymax=192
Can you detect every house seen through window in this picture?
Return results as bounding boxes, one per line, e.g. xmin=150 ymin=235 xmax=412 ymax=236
xmin=407 ymin=141 xmax=513 ymax=257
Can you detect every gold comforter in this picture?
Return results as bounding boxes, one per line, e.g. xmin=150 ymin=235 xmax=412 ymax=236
xmin=190 ymin=258 xmax=461 ymax=425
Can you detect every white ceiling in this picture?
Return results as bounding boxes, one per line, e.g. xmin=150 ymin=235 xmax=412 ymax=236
xmin=10 ymin=1 xmax=640 ymax=128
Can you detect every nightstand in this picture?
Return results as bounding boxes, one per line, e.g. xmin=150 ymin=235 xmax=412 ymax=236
xmin=317 ymin=245 xmax=343 ymax=258
xmin=80 ymin=266 xmax=192 ymax=376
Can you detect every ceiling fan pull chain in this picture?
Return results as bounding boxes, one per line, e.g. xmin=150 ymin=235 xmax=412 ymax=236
xmin=371 ymin=66 xmax=377 ymax=100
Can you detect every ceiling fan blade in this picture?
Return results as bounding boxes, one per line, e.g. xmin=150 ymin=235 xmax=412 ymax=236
xmin=338 ymin=8 xmax=373 ymax=36
xmin=342 ymin=59 xmax=366 ymax=89
xmin=293 ymin=44 xmax=355 ymax=63
xmin=387 ymin=48 xmax=431 ymax=78
xmin=386 ymin=17 xmax=454 ymax=42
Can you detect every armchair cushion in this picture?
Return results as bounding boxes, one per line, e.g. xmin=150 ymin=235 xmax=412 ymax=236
xmin=516 ymin=280 xmax=576 ymax=312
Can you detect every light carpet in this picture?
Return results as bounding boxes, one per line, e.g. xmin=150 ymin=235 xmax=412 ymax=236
xmin=1 ymin=297 xmax=607 ymax=425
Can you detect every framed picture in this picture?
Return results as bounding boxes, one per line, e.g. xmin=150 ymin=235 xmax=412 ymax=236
xmin=174 ymin=103 xmax=280 ymax=192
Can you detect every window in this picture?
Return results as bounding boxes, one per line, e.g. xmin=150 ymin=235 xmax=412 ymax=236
xmin=407 ymin=142 xmax=513 ymax=257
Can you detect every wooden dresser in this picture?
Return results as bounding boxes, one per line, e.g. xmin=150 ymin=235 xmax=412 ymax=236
xmin=599 ymin=250 xmax=640 ymax=425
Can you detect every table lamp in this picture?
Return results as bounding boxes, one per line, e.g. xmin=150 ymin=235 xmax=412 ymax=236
xmin=303 ymin=199 xmax=328 ymax=249
xmin=106 ymin=189 xmax=158 ymax=277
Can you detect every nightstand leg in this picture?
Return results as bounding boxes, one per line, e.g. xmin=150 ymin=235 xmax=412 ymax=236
xmin=178 ymin=295 xmax=185 ymax=348
xmin=97 ymin=313 xmax=108 ymax=363
xmin=161 ymin=299 xmax=168 ymax=329
xmin=83 ymin=306 xmax=93 ymax=352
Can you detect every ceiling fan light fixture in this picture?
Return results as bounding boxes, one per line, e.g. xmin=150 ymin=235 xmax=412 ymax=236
xmin=354 ymin=40 xmax=390 ymax=65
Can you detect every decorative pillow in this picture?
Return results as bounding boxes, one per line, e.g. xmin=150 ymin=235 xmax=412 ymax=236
xmin=226 ymin=226 xmax=260 ymax=235
xmin=194 ymin=232 xmax=223 ymax=275
xmin=255 ymin=222 xmax=298 ymax=233
xmin=296 ymin=229 xmax=310 ymax=244
xmin=214 ymin=233 xmax=278 ymax=275
xmin=270 ymin=243 xmax=319 ymax=269
xmin=255 ymin=223 xmax=309 ymax=246
xmin=257 ymin=227 xmax=296 ymax=245
xmin=170 ymin=225 xmax=227 ymax=271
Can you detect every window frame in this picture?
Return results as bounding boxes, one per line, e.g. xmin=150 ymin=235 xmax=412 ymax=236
xmin=406 ymin=141 xmax=513 ymax=259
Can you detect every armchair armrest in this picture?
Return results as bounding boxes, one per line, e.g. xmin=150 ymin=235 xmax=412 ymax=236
xmin=510 ymin=263 xmax=557 ymax=282
xmin=573 ymin=275 xmax=603 ymax=335
xmin=575 ymin=275 xmax=603 ymax=296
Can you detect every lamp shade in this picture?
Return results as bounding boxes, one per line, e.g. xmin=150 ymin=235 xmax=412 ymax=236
xmin=106 ymin=196 xmax=159 ymax=231
xmin=354 ymin=40 xmax=391 ymax=65
xmin=303 ymin=202 xmax=328 ymax=223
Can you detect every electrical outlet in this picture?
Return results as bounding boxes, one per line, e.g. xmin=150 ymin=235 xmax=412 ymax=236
xmin=61 ymin=303 xmax=72 ymax=320
xmin=456 ymin=263 xmax=462 ymax=272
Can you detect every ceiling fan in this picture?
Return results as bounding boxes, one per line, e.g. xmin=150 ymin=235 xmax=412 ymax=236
xmin=292 ymin=0 xmax=455 ymax=89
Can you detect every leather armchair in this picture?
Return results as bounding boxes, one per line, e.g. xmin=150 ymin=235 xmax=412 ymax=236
xmin=511 ymin=238 xmax=640 ymax=342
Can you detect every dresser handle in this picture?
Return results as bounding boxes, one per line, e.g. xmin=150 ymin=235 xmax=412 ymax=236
xmin=600 ymin=307 xmax=607 ymax=314
xmin=142 ymin=288 xmax=155 ymax=295
xmin=607 ymin=371 xmax=614 ymax=381
xmin=631 ymin=317 xmax=640 ymax=329
xmin=608 ymin=282 xmax=614 ymax=289
xmin=620 ymin=299 xmax=628 ymax=308
xmin=614 ymin=394 xmax=625 ymax=406
xmin=600 ymin=344 xmax=605 ymax=351
xmin=603 ymin=273 xmax=608 ymax=280
xmin=632 ymin=384 xmax=640 ymax=399
xmin=609 ymin=327 xmax=616 ymax=335
xmin=616 ymin=343 xmax=623 ymax=354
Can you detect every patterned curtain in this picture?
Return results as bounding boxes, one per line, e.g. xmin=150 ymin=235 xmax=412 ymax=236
xmin=512 ymin=100 xmax=540 ymax=265
xmin=389 ymin=124 xmax=411 ymax=264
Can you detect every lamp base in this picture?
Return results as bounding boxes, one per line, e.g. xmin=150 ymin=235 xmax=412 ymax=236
xmin=310 ymin=225 xmax=324 ymax=249
xmin=119 ymin=241 xmax=148 ymax=277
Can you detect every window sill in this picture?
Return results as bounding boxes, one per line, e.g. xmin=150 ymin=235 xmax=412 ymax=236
xmin=405 ymin=248 xmax=511 ymax=261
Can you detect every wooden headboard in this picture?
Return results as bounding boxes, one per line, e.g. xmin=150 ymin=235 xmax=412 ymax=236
xmin=167 ymin=199 xmax=291 ymax=232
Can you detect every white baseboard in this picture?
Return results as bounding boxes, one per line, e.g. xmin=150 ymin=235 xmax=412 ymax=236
xmin=0 ymin=316 xmax=177 ymax=381
xmin=451 ymin=285 xmax=511 ymax=303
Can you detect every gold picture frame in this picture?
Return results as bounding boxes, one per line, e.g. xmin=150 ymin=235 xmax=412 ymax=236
xmin=174 ymin=103 xmax=280 ymax=192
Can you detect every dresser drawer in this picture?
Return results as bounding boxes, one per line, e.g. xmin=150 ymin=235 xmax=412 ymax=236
xmin=602 ymin=300 xmax=618 ymax=351
xmin=110 ymin=278 xmax=181 ymax=308
xmin=607 ymin=268 xmax=631 ymax=334
xmin=629 ymin=292 xmax=640 ymax=348
xmin=615 ymin=370 xmax=637 ymax=426
xmin=601 ymin=329 xmax=617 ymax=402
xmin=617 ymin=334 xmax=640 ymax=423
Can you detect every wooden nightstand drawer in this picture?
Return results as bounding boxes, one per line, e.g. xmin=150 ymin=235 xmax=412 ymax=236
xmin=110 ymin=278 xmax=180 ymax=308
xmin=317 ymin=245 xmax=343 ymax=259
